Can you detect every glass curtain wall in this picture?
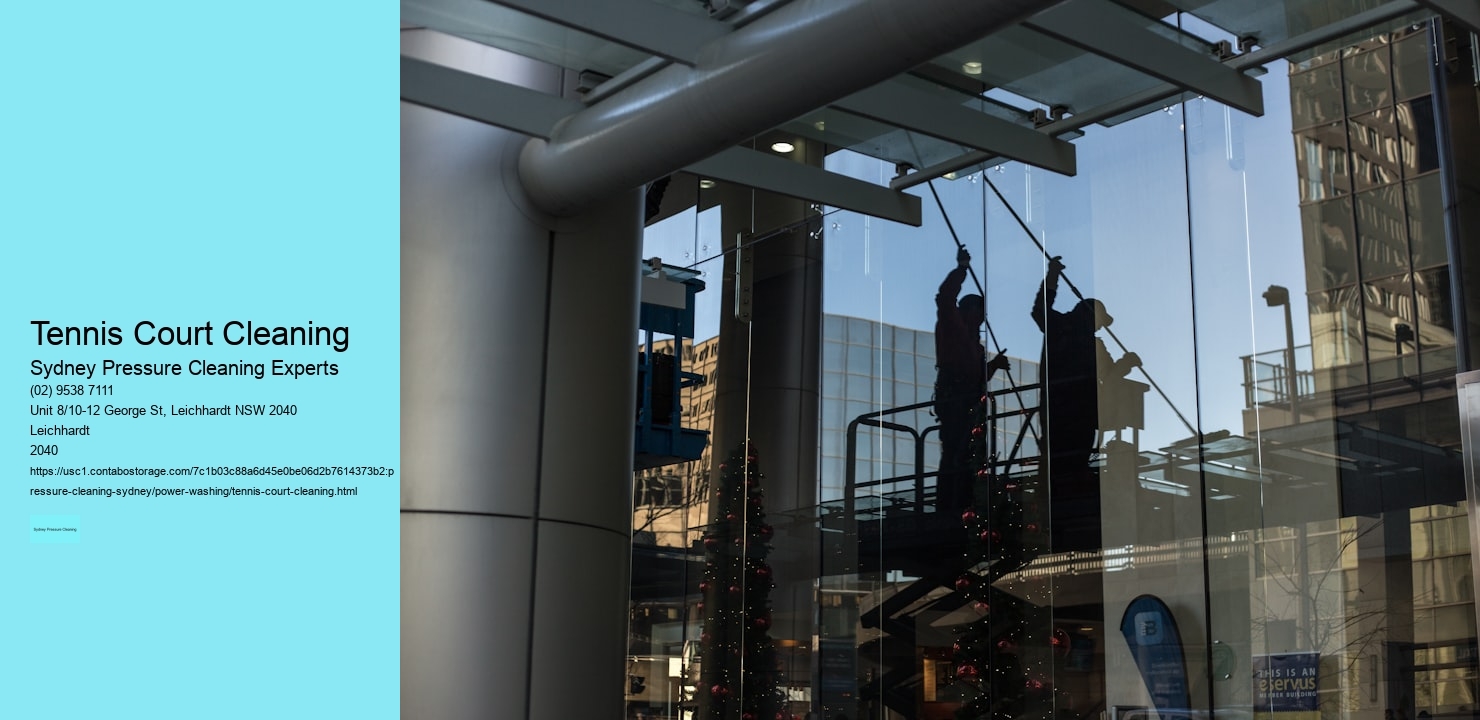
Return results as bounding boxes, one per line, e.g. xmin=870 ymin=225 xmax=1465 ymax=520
xmin=627 ymin=15 xmax=1475 ymax=720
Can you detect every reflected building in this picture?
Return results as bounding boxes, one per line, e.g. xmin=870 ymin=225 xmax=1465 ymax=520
xmin=627 ymin=318 xmax=1037 ymax=718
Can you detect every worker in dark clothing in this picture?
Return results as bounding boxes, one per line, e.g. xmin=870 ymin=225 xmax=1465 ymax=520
xmin=936 ymin=247 xmax=1011 ymax=513
xmin=1032 ymin=256 xmax=1139 ymax=550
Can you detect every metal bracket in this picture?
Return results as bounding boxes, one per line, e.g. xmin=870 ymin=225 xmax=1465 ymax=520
xmin=734 ymin=231 xmax=754 ymax=323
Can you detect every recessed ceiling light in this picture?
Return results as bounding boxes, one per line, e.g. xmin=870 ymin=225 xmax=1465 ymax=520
xmin=814 ymin=120 xmax=826 ymax=131
xmin=962 ymin=61 xmax=983 ymax=75
xmin=698 ymin=179 xmax=716 ymax=189
xmin=771 ymin=141 xmax=795 ymax=153
xmin=943 ymin=172 xmax=958 ymax=180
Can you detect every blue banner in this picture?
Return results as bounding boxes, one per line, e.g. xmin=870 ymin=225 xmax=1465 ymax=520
xmin=1120 ymin=595 xmax=1191 ymax=715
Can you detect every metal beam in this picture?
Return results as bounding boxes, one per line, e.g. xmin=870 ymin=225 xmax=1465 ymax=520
xmin=894 ymin=0 xmax=1424 ymax=189
xmin=834 ymin=81 xmax=1078 ymax=175
xmin=400 ymin=56 xmax=579 ymax=138
xmin=401 ymin=56 xmax=923 ymax=225
xmin=519 ymin=0 xmax=1065 ymax=217
xmin=483 ymin=0 xmax=729 ymax=64
xmin=686 ymin=147 xmax=923 ymax=226
xmin=1418 ymin=0 xmax=1480 ymax=34
xmin=1026 ymin=0 xmax=1264 ymax=117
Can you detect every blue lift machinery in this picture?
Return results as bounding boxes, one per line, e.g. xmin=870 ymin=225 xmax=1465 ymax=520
xmin=635 ymin=259 xmax=709 ymax=470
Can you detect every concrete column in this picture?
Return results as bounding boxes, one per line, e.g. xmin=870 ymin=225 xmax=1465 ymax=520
xmin=401 ymin=35 xmax=642 ymax=720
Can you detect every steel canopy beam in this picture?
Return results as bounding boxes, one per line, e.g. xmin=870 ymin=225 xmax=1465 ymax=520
xmin=894 ymin=0 xmax=1424 ymax=190
xmin=519 ymin=0 xmax=1066 ymax=217
xmin=688 ymin=148 xmax=923 ymax=226
xmin=401 ymin=56 xmax=922 ymax=224
xmin=834 ymin=81 xmax=1077 ymax=176
xmin=483 ymin=0 xmax=730 ymax=64
xmin=400 ymin=56 xmax=579 ymax=137
xmin=1026 ymin=0 xmax=1265 ymax=117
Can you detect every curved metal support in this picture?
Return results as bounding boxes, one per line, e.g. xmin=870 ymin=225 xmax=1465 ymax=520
xmin=519 ymin=0 xmax=1063 ymax=216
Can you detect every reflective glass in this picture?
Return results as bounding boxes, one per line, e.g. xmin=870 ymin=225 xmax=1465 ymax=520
xmin=1301 ymin=197 xmax=1357 ymax=290
xmin=1291 ymin=60 xmax=1344 ymax=129
xmin=1344 ymin=45 xmax=1392 ymax=115
xmin=1362 ymin=273 xmax=1417 ymax=381
xmin=1398 ymin=96 xmax=1441 ymax=176
xmin=1294 ymin=122 xmax=1351 ymax=201
xmin=1350 ymin=107 xmax=1401 ymax=190
xmin=1393 ymin=31 xmax=1434 ymax=101
xmin=1414 ymin=267 xmax=1458 ymax=373
xmin=1355 ymin=183 xmax=1409 ymax=279
xmin=1407 ymin=173 xmax=1448 ymax=268
xmin=625 ymin=16 xmax=1473 ymax=720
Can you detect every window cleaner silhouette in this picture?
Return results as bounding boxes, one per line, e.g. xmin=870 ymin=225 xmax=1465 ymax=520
xmin=936 ymin=247 xmax=1010 ymax=513
xmin=1033 ymin=255 xmax=1140 ymax=550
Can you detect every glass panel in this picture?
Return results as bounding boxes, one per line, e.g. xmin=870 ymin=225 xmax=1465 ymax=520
xmin=1292 ymin=60 xmax=1345 ymax=129
xmin=1363 ymin=273 xmax=1417 ymax=382
xmin=1302 ymin=197 xmax=1357 ymax=290
xmin=403 ymin=0 xmax=649 ymax=77
xmin=1398 ymin=96 xmax=1441 ymax=176
xmin=941 ymin=25 xmax=1171 ymax=112
xmin=1414 ymin=267 xmax=1457 ymax=374
xmin=1393 ymin=32 xmax=1433 ymax=101
xmin=1355 ymin=183 xmax=1409 ymax=279
xmin=1309 ymin=285 xmax=1367 ymax=390
xmin=1169 ymin=0 xmax=1431 ymax=50
xmin=1350 ymin=108 xmax=1401 ymax=190
xmin=1344 ymin=45 xmax=1393 ymax=115
xmin=1295 ymin=122 xmax=1351 ymax=201
xmin=629 ymin=17 xmax=1475 ymax=720
xmin=1407 ymin=173 xmax=1447 ymax=269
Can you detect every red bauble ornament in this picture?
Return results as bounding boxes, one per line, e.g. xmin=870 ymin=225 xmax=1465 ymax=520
xmin=952 ymin=641 xmax=963 ymax=654
xmin=976 ymin=468 xmax=992 ymax=479
xmin=997 ymin=639 xmax=1014 ymax=651
xmin=956 ymin=663 xmax=980 ymax=679
xmin=729 ymin=585 xmax=742 ymax=594
xmin=699 ymin=581 xmax=711 ymax=592
xmin=710 ymin=684 xmax=729 ymax=697
xmin=960 ymin=509 xmax=977 ymax=523
xmin=726 ymin=512 xmax=737 ymax=522
xmin=743 ymin=714 xmax=756 ymax=720
xmin=1027 ymin=678 xmax=1045 ymax=690
xmin=979 ymin=529 xmax=991 ymax=542
xmin=753 ymin=616 xmax=771 ymax=630
xmin=700 ymin=633 xmax=710 ymax=643
xmin=755 ymin=565 xmax=771 ymax=579
xmin=990 ymin=530 xmax=1002 ymax=543
xmin=1004 ymin=482 xmax=1020 ymax=491
xmin=980 ymin=394 xmax=989 ymax=404
xmin=746 ymin=455 xmax=758 ymax=464
xmin=697 ymin=601 xmax=704 ymax=610
xmin=971 ymin=425 xmax=985 ymax=438
xmin=973 ymin=601 xmax=991 ymax=614
xmin=758 ymin=524 xmax=774 ymax=539
xmin=1026 ymin=523 xmax=1039 ymax=532
xmin=955 ymin=576 xmax=973 ymax=591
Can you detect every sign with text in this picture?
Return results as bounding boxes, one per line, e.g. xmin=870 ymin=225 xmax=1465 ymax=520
xmin=1253 ymin=652 xmax=1319 ymax=713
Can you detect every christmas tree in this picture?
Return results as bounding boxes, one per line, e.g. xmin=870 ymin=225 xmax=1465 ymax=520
xmin=951 ymin=395 xmax=1053 ymax=720
xmin=696 ymin=441 xmax=786 ymax=720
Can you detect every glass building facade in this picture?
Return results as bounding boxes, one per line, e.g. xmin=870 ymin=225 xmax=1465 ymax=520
xmin=620 ymin=17 xmax=1480 ymax=720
